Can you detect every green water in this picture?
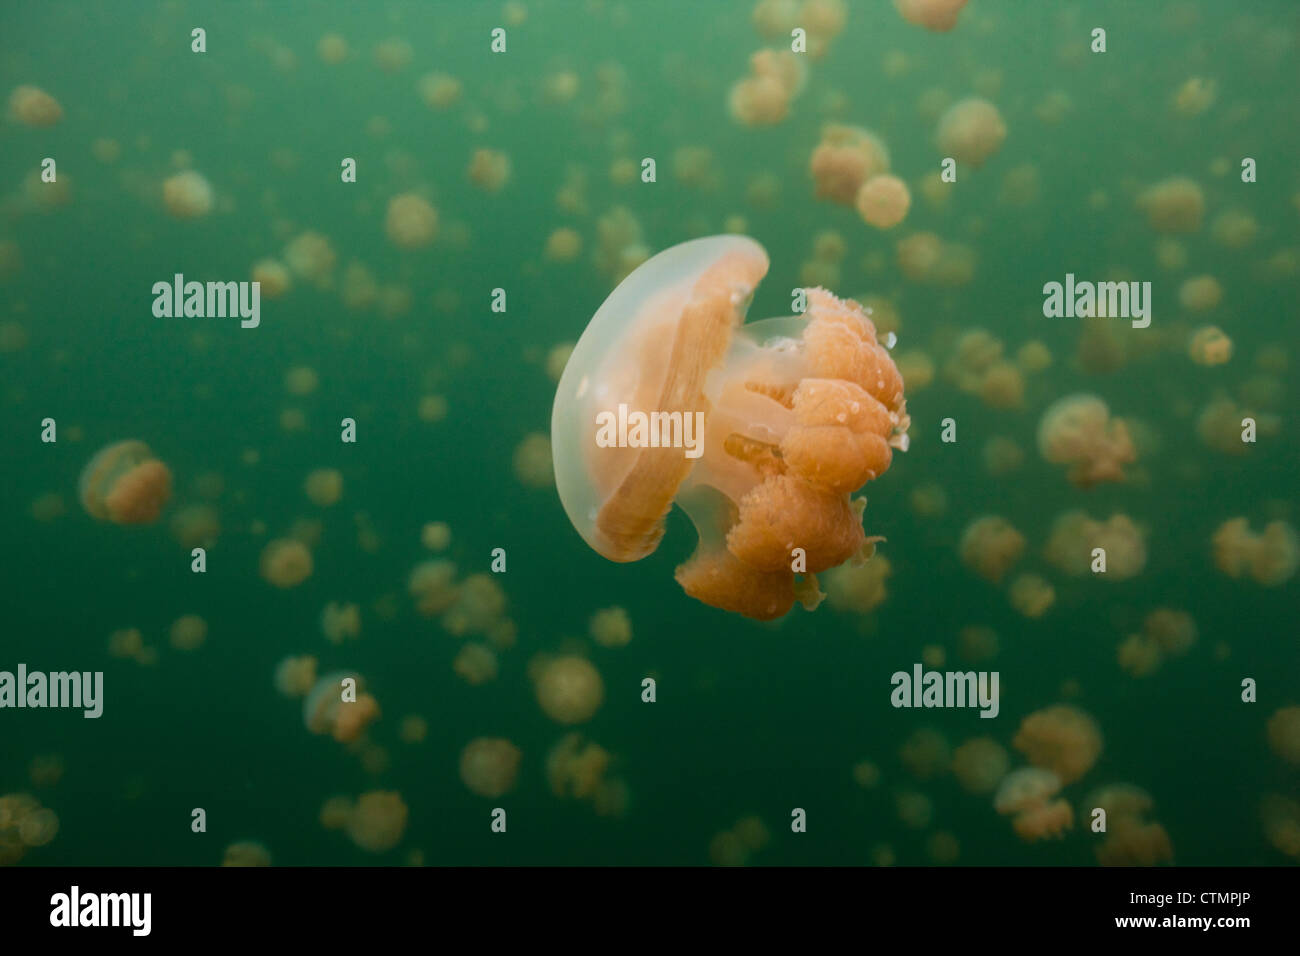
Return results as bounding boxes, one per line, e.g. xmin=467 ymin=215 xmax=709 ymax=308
xmin=1 ymin=0 xmax=1297 ymax=866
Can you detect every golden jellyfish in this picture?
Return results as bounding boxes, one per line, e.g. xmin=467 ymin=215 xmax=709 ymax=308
xmin=823 ymin=553 xmax=891 ymax=615
xmin=317 ymin=33 xmax=348 ymax=64
xmin=1172 ymin=76 xmax=1216 ymax=116
xmin=418 ymin=394 xmax=449 ymax=423
xmin=7 ymin=85 xmax=63 ymax=126
xmin=78 ymin=440 xmax=173 ymax=524
xmin=951 ymin=738 xmax=1009 ymax=795
xmin=251 ymin=258 xmax=291 ymax=298
xmin=1267 ymin=706 xmax=1300 ymax=766
xmin=535 ymin=656 xmax=605 ymax=725
xmin=1097 ymin=817 xmax=1174 ymax=866
xmin=346 ymin=791 xmax=407 ymax=852
xmin=896 ymin=350 xmax=934 ymax=390
xmin=1012 ymin=799 xmax=1073 ymax=842
xmin=1118 ymin=633 xmax=1162 ymax=677
xmin=1008 ymin=573 xmax=1055 ymax=619
xmin=259 ymin=538 xmax=313 ymax=588
xmin=285 ymin=366 xmax=319 ymax=396
xmin=399 ymin=715 xmax=428 ymax=744
xmin=1212 ymin=518 xmax=1298 ymax=586
xmin=459 ymin=738 xmax=522 ymax=798
xmin=551 ymin=236 xmax=910 ymax=620
xmin=1016 ymin=340 xmax=1052 ymax=374
xmin=303 ymin=672 xmax=380 ymax=743
xmin=802 ymin=0 xmax=848 ymax=58
xmin=304 ymin=468 xmax=343 ymax=507
xmin=895 ymin=790 xmax=934 ymax=829
xmin=994 ymin=767 xmax=1062 ymax=816
xmin=1196 ymin=396 xmax=1257 ymax=454
xmin=1261 ymin=794 xmax=1300 ymax=859
xmin=589 ymin=606 xmax=633 ymax=647
xmin=417 ymin=72 xmax=462 ymax=109
xmin=372 ymin=38 xmax=412 ymax=72
xmin=983 ymin=436 xmax=1025 ymax=476
xmin=320 ymin=601 xmax=361 ymax=644
xmin=899 ymin=728 xmax=951 ymax=780
xmin=545 ymin=343 xmax=575 ymax=384
xmin=161 ymin=170 xmax=214 ymax=219
xmin=1137 ymin=177 xmax=1204 ymax=233
xmin=385 ymin=193 xmax=438 ymax=249
xmin=728 ymin=48 xmax=805 ymax=126
xmin=851 ymin=760 xmax=881 ymax=789
xmin=935 ymin=98 xmax=1005 ymax=168
xmin=169 ymin=614 xmax=207 ymax=651
xmin=810 ymin=125 xmax=891 ymax=205
xmin=1211 ymin=209 xmax=1258 ymax=248
xmin=894 ymin=0 xmax=967 ymax=31
xmin=546 ymin=733 xmax=612 ymax=800
xmin=959 ymin=516 xmax=1025 ymax=584
xmin=421 ymin=521 xmax=452 ymax=551
xmin=409 ymin=559 xmax=460 ymax=616
xmin=319 ymin=796 xmax=353 ymax=830
xmin=1178 ymin=274 xmax=1223 ymax=312
xmin=441 ymin=574 xmax=507 ymax=637
xmin=284 ymin=231 xmax=337 ymax=286
xmin=273 ymin=654 xmax=317 ymax=698
xmin=1037 ymin=393 xmax=1136 ymax=487
xmin=468 ymin=148 xmax=511 ymax=192
xmin=1188 ymin=325 xmax=1232 ymax=366
xmin=1143 ymin=608 xmax=1197 ymax=656
xmin=545 ymin=228 xmax=582 ymax=263
xmin=752 ymin=0 xmax=800 ymax=38
xmin=513 ymin=433 xmax=554 ymax=488
xmin=453 ymin=642 xmax=498 ymax=685
xmin=1012 ymin=704 xmax=1102 ymax=784
xmin=855 ymin=175 xmax=911 ymax=229
xmin=221 ymin=841 xmax=271 ymax=866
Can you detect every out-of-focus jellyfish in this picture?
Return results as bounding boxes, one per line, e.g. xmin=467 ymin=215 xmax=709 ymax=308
xmin=317 ymin=33 xmax=348 ymax=64
xmin=894 ymin=0 xmax=967 ymax=31
xmin=1212 ymin=209 xmax=1257 ymax=248
xmin=927 ymin=831 xmax=961 ymax=863
xmin=752 ymin=0 xmax=800 ymax=38
xmin=372 ymin=38 xmax=412 ymax=72
xmin=935 ymin=98 xmax=1005 ymax=168
xmin=420 ymin=521 xmax=452 ymax=551
xmin=994 ymin=767 xmax=1062 ymax=816
xmin=589 ymin=606 xmax=633 ymax=647
xmin=284 ymin=231 xmax=337 ymax=287
xmin=409 ymin=559 xmax=460 ymax=616
xmin=29 ymin=492 xmax=66 ymax=522
xmin=78 ymin=440 xmax=173 ymax=524
xmin=346 ymin=791 xmax=407 ymax=852
xmin=417 ymin=394 xmax=449 ymax=423
xmin=811 ymin=125 xmax=890 ymax=204
xmin=1037 ymin=394 xmax=1136 ymax=487
xmin=259 ymin=538 xmax=313 ymax=588
xmin=1137 ymin=177 xmax=1204 ymax=233
xmin=999 ymin=163 xmax=1041 ymax=206
xmin=1097 ymin=817 xmax=1174 ymax=866
xmin=824 ymin=553 xmax=891 ymax=614
xmin=169 ymin=614 xmax=207 ymax=651
xmin=221 ymin=841 xmax=271 ymax=866
xmin=453 ymin=643 xmax=499 ymax=685
xmin=399 ymin=715 xmax=428 ymax=744
xmin=959 ymin=516 xmax=1025 ymax=584
xmin=1188 ymin=325 xmax=1232 ymax=365
xmin=1044 ymin=511 xmax=1146 ymax=579
xmin=535 ymin=656 xmax=604 ymax=725
xmin=1012 ymin=799 xmax=1074 ymax=842
xmin=251 ymin=259 xmax=292 ymax=297
xmin=459 ymin=738 xmax=522 ymax=798
xmin=1261 ymin=794 xmax=1300 ymax=859
xmin=1212 ymin=518 xmax=1298 ymax=586
xmin=319 ymin=796 xmax=353 ymax=830
xmin=273 ymin=654 xmax=317 ymax=697
xmin=285 ymin=366 xmax=319 ymax=396
xmin=896 ymin=350 xmax=934 ymax=390
xmin=1196 ymin=396 xmax=1261 ymax=454
xmin=1016 ymin=339 xmax=1052 ymax=373
xmin=982 ymin=436 xmax=1025 ymax=476
xmin=728 ymin=49 xmax=805 ymax=126
xmin=385 ymin=193 xmax=438 ymax=248
xmin=468 ymin=148 xmax=511 ymax=192
xmin=959 ymin=625 xmax=998 ymax=661
xmin=320 ymin=602 xmax=361 ymax=644
xmin=1008 ymin=573 xmax=1055 ymax=618
xmin=1012 ymin=704 xmax=1102 ymax=784
xmin=1267 ymin=707 xmax=1300 ymax=766
xmin=7 ymin=85 xmax=63 ymax=126
xmin=1172 ymin=76 xmax=1216 ymax=115
xmin=418 ymin=72 xmax=461 ymax=109
xmin=545 ymin=343 xmax=575 ymax=383
xmin=441 ymin=574 xmax=507 ymax=637
xmin=909 ymin=482 xmax=947 ymax=518
xmin=802 ymin=0 xmax=848 ymax=57
xmin=303 ymin=672 xmax=379 ymax=743
xmin=546 ymin=733 xmax=612 ymax=800
xmin=852 ymin=760 xmax=881 ymax=789
xmin=551 ymin=236 xmax=909 ymax=620
xmin=28 ymin=755 xmax=64 ymax=788
xmin=304 ymin=468 xmax=343 ymax=507
xmin=545 ymin=228 xmax=582 ymax=263
xmin=899 ymin=728 xmax=951 ymax=780
xmin=162 ymin=170 xmax=214 ymax=219
xmin=1118 ymin=633 xmax=1162 ymax=677
xmin=855 ymin=174 xmax=911 ymax=229
xmin=895 ymin=790 xmax=933 ymax=829
xmin=1143 ymin=608 xmax=1197 ymax=656
xmin=951 ymin=738 xmax=1009 ymax=795
xmin=674 ymin=146 xmax=719 ymax=191
xmin=513 ymin=433 xmax=554 ymax=488
xmin=1178 ymin=275 xmax=1222 ymax=312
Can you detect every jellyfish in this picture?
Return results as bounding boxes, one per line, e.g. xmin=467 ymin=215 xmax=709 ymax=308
xmin=545 ymin=228 xmax=582 ymax=263
xmin=385 ymin=193 xmax=437 ymax=248
xmin=1188 ymin=325 xmax=1232 ymax=365
xmin=899 ymin=728 xmax=951 ymax=780
xmin=994 ymin=767 xmax=1062 ymax=816
xmin=1012 ymin=799 xmax=1073 ymax=842
xmin=304 ymin=468 xmax=343 ymax=507
xmin=1261 ymin=794 xmax=1300 ymax=859
xmin=811 ymin=125 xmax=891 ymax=204
xmin=935 ymin=98 xmax=1005 ymax=168
xmin=409 ymin=559 xmax=460 ymax=616
xmin=273 ymin=654 xmax=317 ymax=698
xmin=1012 ymin=704 xmax=1102 ymax=784
xmin=221 ymin=841 xmax=271 ymax=866
xmin=951 ymin=738 xmax=1010 ymax=795
xmin=302 ymin=672 xmax=379 ymax=743
xmin=1212 ymin=518 xmax=1298 ymax=585
xmin=855 ymin=174 xmax=911 ymax=229
xmin=459 ymin=738 xmax=522 ymax=798
xmin=1179 ymin=275 xmax=1223 ymax=312
xmin=1143 ymin=608 xmax=1197 ymax=656
xmin=284 ymin=231 xmax=337 ymax=286
xmin=823 ymin=553 xmax=891 ymax=614
xmin=467 ymin=149 xmax=511 ymax=192
xmin=1096 ymin=817 xmax=1173 ymax=866
xmin=535 ymin=656 xmax=604 ymax=725
xmin=162 ymin=170 xmax=214 ymax=219
xmin=345 ymin=791 xmax=407 ymax=852
xmin=259 ymin=538 xmax=313 ymax=588
xmin=169 ymin=614 xmax=207 ymax=651
xmin=589 ymin=606 xmax=633 ymax=647
xmin=1137 ymin=177 xmax=1204 ymax=233
xmin=1267 ymin=707 xmax=1300 ymax=766
xmin=894 ymin=0 xmax=967 ymax=31
xmin=78 ymin=440 xmax=173 ymax=524
xmin=513 ymin=433 xmax=555 ymax=488
xmin=546 ymin=733 xmax=612 ymax=799
xmin=728 ymin=49 xmax=805 ymax=126
xmin=7 ymin=85 xmax=63 ymax=126
xmin=959 ymin=516 xmax=1025 ymax=584
xmin=1008 ymin=573 xmax=1055 ymax=618
xmin=420 ymin=521 xmax=452 ymax=551
xmin=251 ymin=259 xmax=292 ymax=297
xmin=1037 ymin=394 xmax=1136 ymax=487
xmin=551 ymin=236 xmax=910 ymax=620
xmin=317 ymin=33 xmax=348 ymax=64
xmin=418 ymin=72 xmax=462 ymax=109
xmin=453 ymin=643 xmax=498 ymax=685
xmin=441 ymin=574 xmax=507 ymax=637
xmin=320 ymin=602 xmax=361 ymax=644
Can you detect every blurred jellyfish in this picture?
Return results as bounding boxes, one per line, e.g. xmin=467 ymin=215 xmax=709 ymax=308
xmin=1212 ymin=518 xmax=1298 ymax=586
xmin=1178 ymin=275 xmax=1223 ymax=312
xmin=546 ymin=733 xmax=612 ymax=800
xmin=513 ymin=433 xmax=554 ymax=488
xmin=399 ymin=715 xmax=428 ymax=744
xmin=303 ymin=672 xmax=379 ymax=743
xmin=894 ymin=0 xmax=967 ymax=31
xmin=935 ymin=98 xmax=1005 ymax=168
xmin=320 ymin=602 xmax=361 ymax=644
xmin=1172 ymin=76 xmax=1216 ymax=115
xmin=251 ymin=259 xmax=292 ymax=298
xmin=899 ymin=728 xmax=951 ymax=780
xmin=317 ymin=34 xmax=348 ymax=64
xmin=285 ymin=366 xmax=319 ymax=396
xmin=78 ymin=440 xmax=173 ymax=524
xmin=535 ymin=656 xmax=605 ymax=725
xmin=221 ymin=841 xmax=271 ymax=866
xmin=162 ymin=170 xmax=214 ymax=219
xmin=728 ymin=49 xmax=805 ymax=126
xmin=1137 ymin=177 xmax=1204 ymax=233
xmin=1012 ymin=799 xmax=1073 ymax=842
xmin=441 ymin=574 xmax=507 ymax=637
xmin=284 ymin=231 xmax=337 ymax=286
xmin=551 ymin=236 xmax=909 ymax=620
xmin=959 ymin=516 xmax=1025 ymax=584
xmin=7 ymin=85 xmax=63 ymax=126
xmin=1012 ymin=705 xmax=1102 ymax=784
xmin=1008 ymin=573 xmax=1055 ymax=618
xmin=459 ymin=738 xmax=522 ymax=798
xmin=1037 ymin=394 xmax=1136 ymax=487
xmin=1267 ymin=707 xmax=1300 ymax=766
xmin=420 ymin=521 xmax=452 ymax=551
xmin=1097 ymin=817 xmax=1174 ymax=866
xmin=1188 ymin=325 xmax=1232 ymax=366
xmin=273 ymin=654 xmax=317 ymax=698
xmin=304 ymin=468 xmax=343 ymax=507
xmin=417 ymin=72 xmax=461 ymax=109
xmin=823 ymin=554 xmax=891 ymax=615
xmin=1211 ymin=209 xmax=1258 ymax=248
xmin=453 ymin=643 xmax=499 ymax=686
xmin=409 ymin=559 xmax=460 ymax=616
xmin=468 ymin=148 xmax=512 ymax=192
xmin=589 ymin=606 xmax=633 ymax=647
xmin=1143 ymin=608 xmax=1197 ymax=656
xmin=994 ymin=767 xmax=1062 ymax=816
xmin=982 ymin=436 xmax=1025 ymax=476
xmin=346 ymin=791 xmax=407 ymax=852
xmin=855 ymin=175 xmax=911 ymax=229
xmin=385 ymin=193 xmax=438 ymax=249
xmin=951 ymin=737 xmax=1009 ymax=795
xmin=1261 ymin=794 xmax=1300 ymax=859
xmin=259 ymin=538 xmax=313 ymax=588
xmin=545 ymin=228 xmax=583 ymax=263
xmin=811 ymin=125 xmax=890 ymax=204
xmin=168 ymin=614 xmax=207 ymax=651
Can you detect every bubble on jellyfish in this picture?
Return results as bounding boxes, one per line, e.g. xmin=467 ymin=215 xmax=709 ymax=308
xmin=78 ymin=440 xmax=173 ymax=525
xmin=894 ymin=0 xmax=967 ymax=31
xmin=935 ymin=98 xmax=1005 ymax=168
xmin=551 ymin=235 xmax=910 ymax=620
xmin=259 ymin=538 xmax=314 ymax=588
xmin=959 ymin=515 xmax=1025 ymax=584
xmin=1037 ymin=393 xmax=1136 ymax=487
xmin=7 ymin=85 xmax=63 ymax=126
xmin=162 ymin=170 xmax=214 ymax=219
xmin=1012 ymin=704 xmax=1102 ymax=784
xmin=459 ymin=738 xmax=522 ymax=798
xmin=534 ymin=655 xmax=605 ymax=725
xmin=345 ymin=791 xmax=407 ymax=852
xmin=302 ymin=671 xmax=380 ymax=743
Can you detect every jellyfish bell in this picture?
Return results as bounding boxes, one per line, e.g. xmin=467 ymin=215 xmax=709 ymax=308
xmin=78 ymin=440 xmax=173 ymax=524
xmin=552 ymin=235 xmax=910 ymax=620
